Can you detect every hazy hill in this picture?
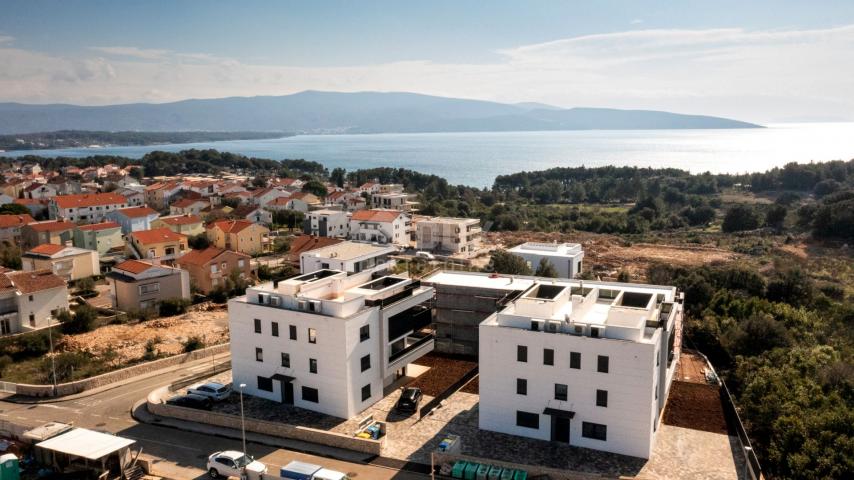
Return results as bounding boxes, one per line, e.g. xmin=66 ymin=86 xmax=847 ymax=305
xmin=0 ymin=91 xmax=761 ymax=134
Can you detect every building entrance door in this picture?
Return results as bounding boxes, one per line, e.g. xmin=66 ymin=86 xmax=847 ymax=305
xmin=552 ymin=416 xmax=570 ymax=443
xmin=282 ymin=381 xmax=294 ymax=405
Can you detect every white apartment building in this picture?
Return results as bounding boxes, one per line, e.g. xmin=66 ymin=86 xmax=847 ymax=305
xmin=48 ymin=193 xmax=129 ymax=223
xmin=416 ymin=217 xmax=482 ymax=257
xmin=228 ymin=269 xmax=435 ymax=418
xmin=300 ymin=241 xmax=396 ymax=275
xmin=371 ymin=192 xmax=417 ymax=212
xmin=0 ymin=269 xmax=69 ymax=336
xmin=473 ymin=273 xmax=682 ymax=459
xmin=303 ymin=209 xmax=350 ymax=238
xmin=349 ymin=209 xmax=410 ymax=247
xmin=508 ymin=242 xmax=585 ymax=278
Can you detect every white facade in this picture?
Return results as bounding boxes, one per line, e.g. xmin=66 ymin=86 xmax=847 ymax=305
xmin=228 ymin=269 xmax=435 ymax=419
xmin=300 ymin=241 xmax=396 ymax=275
xmin=303 ymin=209 xmax=350 ymax=238
xmin=508 ymin=242 xmax=584 ymax=278
xmin=416 ymin=217 xmax=482 ymax=257
xmin=478 ymin=276 xmax=682 ymax=459
xmin=348 ymin=210 xmax=410 ymax=247
xmin=0 ymin=272 xmax=69 ymax=336
xmin=106 ymin=209 xmax=160 ymax=234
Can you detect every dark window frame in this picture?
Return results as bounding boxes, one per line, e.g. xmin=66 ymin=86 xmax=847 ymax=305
xmin=596 ymin=389 xmax=608 ymax=407
xmin=516 ymin=378 xmax=527 ymax=395
xmin=543 ymin=348 xmax=554 ymax=366
xmin=517 ymin=345 xmax=528 ymax=363
xmin=289 ymin=324 xmax=297 ymax=340
xmin=570 ymin=351 xmax=581 ymax=369
xmin=516 ymin=411 xmax=539 ymax=429
xmin=301 ymin=386 xmax=319 ymax=403
xmin=257 ymin=376 xmax=273 ymax=392
xmin=281 ymin=352 xmax=290 ymax=368
xmin=360 ymin=354 xmax=371 ymax=372
xmin=359 ymin=324 xmax=370 ymax=342
xmin=309 ymin=358 xmax=318 ymax=374
xmin=555 ymin=383 xmax=568 ymax=401
xmin=582 ymin=422 xmax=607 ymax=441
xmin=253 ymin=318 xmax=261 ymax=334
xmin=271 ymin=321 xmax=279 ymax=337
xmin=361 ymin=384 xmax=371 ymax=401
xmin=597 ymin=355 xmax=609 ymax=373
xmin=255 ymin=347 xmax=263 ymax=362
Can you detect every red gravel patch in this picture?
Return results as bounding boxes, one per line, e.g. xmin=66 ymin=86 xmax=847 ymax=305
xmin=663 ymin=381 xmax=729 ymax=435
xmin=460 ymin=375 xmax=478 ymax=394
xmin=410 ymin=353 xmax=477 ymax=397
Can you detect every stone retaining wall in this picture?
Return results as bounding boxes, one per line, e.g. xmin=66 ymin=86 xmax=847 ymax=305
xmin=147 ymin=386 xmax=383 ymax=456
xmin=15 ymin=343 xmax=230 ymax=398
xmin=432 ymin=451 xmax=628 ymax=480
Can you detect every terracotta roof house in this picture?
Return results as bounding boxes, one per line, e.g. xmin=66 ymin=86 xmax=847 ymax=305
xmin=21 ymin=220 xmax=77 ymax=249
xmin=169 ymin=198 xmax=209 ymax=216
xmin=0 ymin=213 xmax=35 ymax=245
xmin=128 ymin=228 xmax=188 ymax=262
xmin=22 ymin=244 xmax=100 ymax=282
xmin=0 ymin=269 xmax=69 ymax=335
xmin=206 ymin=220 xmax=270 ymax=255
xmin=106 ymin=260 xmax=190 ymax=312
xmin=144 ymin=181 xmax=183 ymax=210
xmin=230 ymin=205 xmax=272 ymax=225
xmin=73 ymin=221 xmax=124 ymax=255
xmin=106 ymin=206 xmax=160 ymax=234
xmin=152 ymin=214 xmax=205 ymax=237
xmin=285 ymin=235 xmax=344 ymax=266
xmin=176 ymin=246 xmax=251 ymax=294
xmin=349 ymin=209 xmax=410 ymax=247
xmin=48 ymin=192 xmax=129 ymax=223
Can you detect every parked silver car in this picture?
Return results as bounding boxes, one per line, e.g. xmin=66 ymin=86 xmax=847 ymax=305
xmin=188 ymin=382 xmax=232 ymax=401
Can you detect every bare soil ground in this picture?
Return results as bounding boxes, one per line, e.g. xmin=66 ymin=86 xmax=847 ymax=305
xmin=485 ymin=231 xmax=742 ymax=280
xmin=61 ymin=304 xmax=229 ymax=365
xmin=663 ymin=381 xmax=730 ymax=435
xmin=409 ymin=353 xmax=477 ymax=397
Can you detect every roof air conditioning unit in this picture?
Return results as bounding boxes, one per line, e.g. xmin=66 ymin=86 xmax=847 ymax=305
xmin=573 ymin=324 xmax=584 ymax=335
xmin=309 ymin=300 xmax=322 ymax=313
xmin=297 ymin=299 xmax=308 ymax=311
xmin=270 ymin=296 xmax=281 ymax=307
xmin=546 ymin=321 xmax=560 ymax=333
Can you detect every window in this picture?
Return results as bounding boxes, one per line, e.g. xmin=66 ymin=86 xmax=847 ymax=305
xmin=255 ymin=348 xmax=263 ymax=362
xmin=517 ymin=345 xmax=527 ymax=363
xmin=582 ymin=422 xmax=607 ymax=441
xmin=308 ymin=328 xmax=317 ymax=344
xmin=281 ymin=352 xmax=290 ymax=368
xmin=591 ymin=327 xmax=600 ymax=338
xmin=360 ymin=354 xmax=371 ymax=372
xmin=516 ymin=378 xmax=527 ymax=395
xmin=597 ymin=355 xmax=609 ymax=373
xmin=238 ymin=259 xmax=245 ymax=268
xmin=543 ymin=348 xmax=554 ymax=366
xmin=656 ymin=350 xmax=660 ymax=367
xmin=29 ymin=313 xmax=35 ymax=326
xmin=361 ymin=384 xmax=371 ymax=401
xmin=254 ymin=318 xmax=261 ymax=334
xmin=530 ymin=320 xmax=539 ymax=331
xmin=28 ymin=295 xmax=34 ymax=302
xmin=289 ymin=325 xmax=297 ymax=340
xmin=309 ymin=358 xmax=317 ymax=374
xmin=271 ymin=322 xmax=279 ymax=337
xmin=359 ymin=325 xmax=370 ymax=342
xmin=257 ymin=376 xmax=273 ymax=392
xmin=302 ymin=386 xmax=319 ymax=403
xmin=596 ymin=389 xmax=608 ymax=407
xmin=516 ymin=411 xmax=539 ymax=429
xmin=555 ymin=384 xmax=568 ymax=401
xmin=570 ymin=351 xmax=581 ymax=369
xmin=138 ymin=283 xmax=160 ymax=295
xmin=211 ymin=264 xmax=218 ymax=273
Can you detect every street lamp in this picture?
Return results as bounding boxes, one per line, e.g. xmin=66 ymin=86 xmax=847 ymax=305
xmin=239 ymin=383 xmax=247 ymax=464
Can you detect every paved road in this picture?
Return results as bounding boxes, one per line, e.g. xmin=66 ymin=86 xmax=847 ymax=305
xmin=0 ymin=357 xmax=427 ymax=480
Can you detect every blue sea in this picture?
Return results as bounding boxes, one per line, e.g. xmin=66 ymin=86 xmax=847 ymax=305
xmin=3 ymin=123 xmax=853 ymax=188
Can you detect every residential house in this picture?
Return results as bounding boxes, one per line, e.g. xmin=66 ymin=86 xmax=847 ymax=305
xmin=169 ymin=198 xmax=209 ymax=216
xmin=128 ymin=228 xmax=188 ymax=262
xmin=22 ymin=244 xmax=99 ymax=282
xmin=459 ymin=271 xmax=682 ymax=459
xmin=21 ymin=220 xmax=77 ymax=249
xmin=300 ymin=241 xmax=396 ymax=275
xmin=14 ymin=198 xmax=48 ymax=219
xmin=114 ymin=186 xmax=146 ymax=207
xmin=152 ymin=214 xmax=205 ymax=237
xmin=250 ymin=187 xmax=290 ymax=207
xmin=508 ymin=242 xmax=585 ymax=279
xmin=106 ymin=259 xmax=190 ymax=312
xmin=349 ymin=209 xmax=410 ymax=247
xmin=303 ymin=209 xmax=350 ymax=238
xmin=229 ymin=269 xmax=435 ymax=418
xmin=231 ymin=205 xmax=272 ymax=225
xmin=0 ymin=269 xmax=69 ymax=335
xmin=371 ymin=191 xmax=417 ymax=212
xmin=358 ymin=182 xmax=381 ymax=194
xmin=206 ymin=220 xmax=270 ymax=256
xmin=144 ymin=181 xmax=183 ymax=210
xmin=0 ymin=214 xmax=35 ymax=245
xmin=270 ymin=178 xmax=304 ymax=190
xmin=0 ymin=178 xmax=28 ymax=199
xmin=416 ymin=217 xmax=482 ymax=257
xmin=49 ymin=192 xmax=129 ymax=223
xmin=106 ymin=206 xmax=160 ymax=234
xmin=73 ymin=222 xmax=124 ymax=256
xmin=176 ymin=247 xmax=251 ymax=294
xmin=285 ymin=235 xmax=343 ymax=268
xmin=25 ymin=182 xmax=61 ymax=200
xmin=184 ymin=180 xmax=218 ymax=197
xmin=270 ymin=192 xmax=320 ymax=213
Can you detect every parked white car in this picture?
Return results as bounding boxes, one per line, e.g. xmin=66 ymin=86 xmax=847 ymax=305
xmin=414 ymin=251 xmax=435 ymax=260
xmin=188 ymin=382 xmax=232 ymax=401
xmin=207 ymin=450 xmax=266 ymax=478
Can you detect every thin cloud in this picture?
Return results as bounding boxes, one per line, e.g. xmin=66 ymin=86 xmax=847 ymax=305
xmin=89 ymin=46 xmax=171 ymax=60
xmin=0 ymin=35 xmax=14 ymax=44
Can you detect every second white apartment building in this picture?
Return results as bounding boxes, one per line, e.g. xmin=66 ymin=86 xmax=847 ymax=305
xmin=416 ymin=217 xmax=481 ymax=257
xmin=303 ymin=209 xmax=350 ymax=238
xmin=300 ymin=241 xmax=396 ymax=275
xmin=475 ymin=273 xmax=682 ymax=459
xmin=349 ymin=209 xmax=410 ymax=247
xmin=229 ymin=269 xmax=435 ymax=418
xmin=508 ymin=242 xmax=584 ymax=278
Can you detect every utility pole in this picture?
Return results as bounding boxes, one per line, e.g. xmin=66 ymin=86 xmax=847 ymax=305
xmin=47 ymin=315 xmax=57 ymax=395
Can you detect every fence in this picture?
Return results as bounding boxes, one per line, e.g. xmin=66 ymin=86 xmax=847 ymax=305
xmin=419 ymin=366 xmax=478 ymax=419
xmin=719 ymin=379 xmax=763 ymax=480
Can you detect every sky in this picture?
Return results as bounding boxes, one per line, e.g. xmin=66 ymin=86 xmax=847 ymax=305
xmin=1 ymin=0 xmax=854 ymax=122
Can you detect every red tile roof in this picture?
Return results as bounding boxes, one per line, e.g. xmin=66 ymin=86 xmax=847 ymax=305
xmin=171 ymin=198 xmax=207 ymax=208
xmin=77 ymin=221 xmax=121 ymax=231
xmin=0 ymin=214 xmax=35 ymax=228
xmin=26 ymin=220 xmax=76 ymax=232
xmin=27 ymin=243 xmax=66 ymax=256
xmin=206 ymin=219 xmax=255 ymax=234
xmin=5 ymin=269 xmax=67 ymax=294
xmin=266 ymin=197 xmax=290 ymax=206
xmin=115 ymin=206 xmax=158 ymax=218
xmin=52 ymin=192 xmax=127 ymax=209
xmin=177 ymin=246 xmax=249 ymax=267
xmin=130 ymin=227 xmax=187 ymax=245
xmin=158 ymin=214 xmax=202 ymax=226
xmin=286 ymin=235 xmax=343 ymax=262
xmin=114 ymin=259 xmax=156 ymax=274
xmin=351 ymin=209 xmax=403 ymax=222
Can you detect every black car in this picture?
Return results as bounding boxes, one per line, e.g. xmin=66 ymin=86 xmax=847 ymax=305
xmin=394 ymin=387 xmax=423 ymax=414
xmin=166 ymin=393 xmax=213 ymax=410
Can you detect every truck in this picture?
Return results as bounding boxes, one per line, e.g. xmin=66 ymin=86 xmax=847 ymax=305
xmin=279 ymin=461 xmax=349 ymax=480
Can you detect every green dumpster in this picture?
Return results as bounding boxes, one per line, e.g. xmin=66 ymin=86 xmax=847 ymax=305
xmin=476 ymin=463 xmax=490 ymax=480
xmin=452 ymin=461 xmax=467 ymax=479
xmin=513 ymin=470 xmax=528 ymax=480
xmin=500 ymin=469 xmax=515 ymax=480
xmin=464 ymin=462 xmax=479 ymax=480
xmin=0 ymin=454 xmax=20 ymax=480
xmin=488 ymin=465 xmax=503 ymax=479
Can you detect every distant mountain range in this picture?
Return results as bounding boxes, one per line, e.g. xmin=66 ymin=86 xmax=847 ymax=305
xmin=0 ymin=91 xmax=761 ymax=135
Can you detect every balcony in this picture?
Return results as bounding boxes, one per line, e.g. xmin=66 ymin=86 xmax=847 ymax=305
xmin=386 ymin=331 xmax=435 ymax=374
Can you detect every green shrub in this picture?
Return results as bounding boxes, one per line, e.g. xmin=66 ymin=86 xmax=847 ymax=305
xmin=182 ymin=336 xmax=204 ymax=353
xmin=61 ymin=304 xmax=97 ymax=334
xmin=0 ymin=355 xmax=12 ymax=377
xmin=159 ymin=298 xmax=191 ymax=317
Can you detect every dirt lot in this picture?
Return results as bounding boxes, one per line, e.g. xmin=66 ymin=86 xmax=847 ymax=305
xmin=62 ymin=304 xmax=229 ymax=365
xmin=663 ymin=381 xmax=730 ymax=435
xmin=485 ymin=231 xmax=742 ymax=280
xmin=410 ymin=353 xmax=477 ymax=397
